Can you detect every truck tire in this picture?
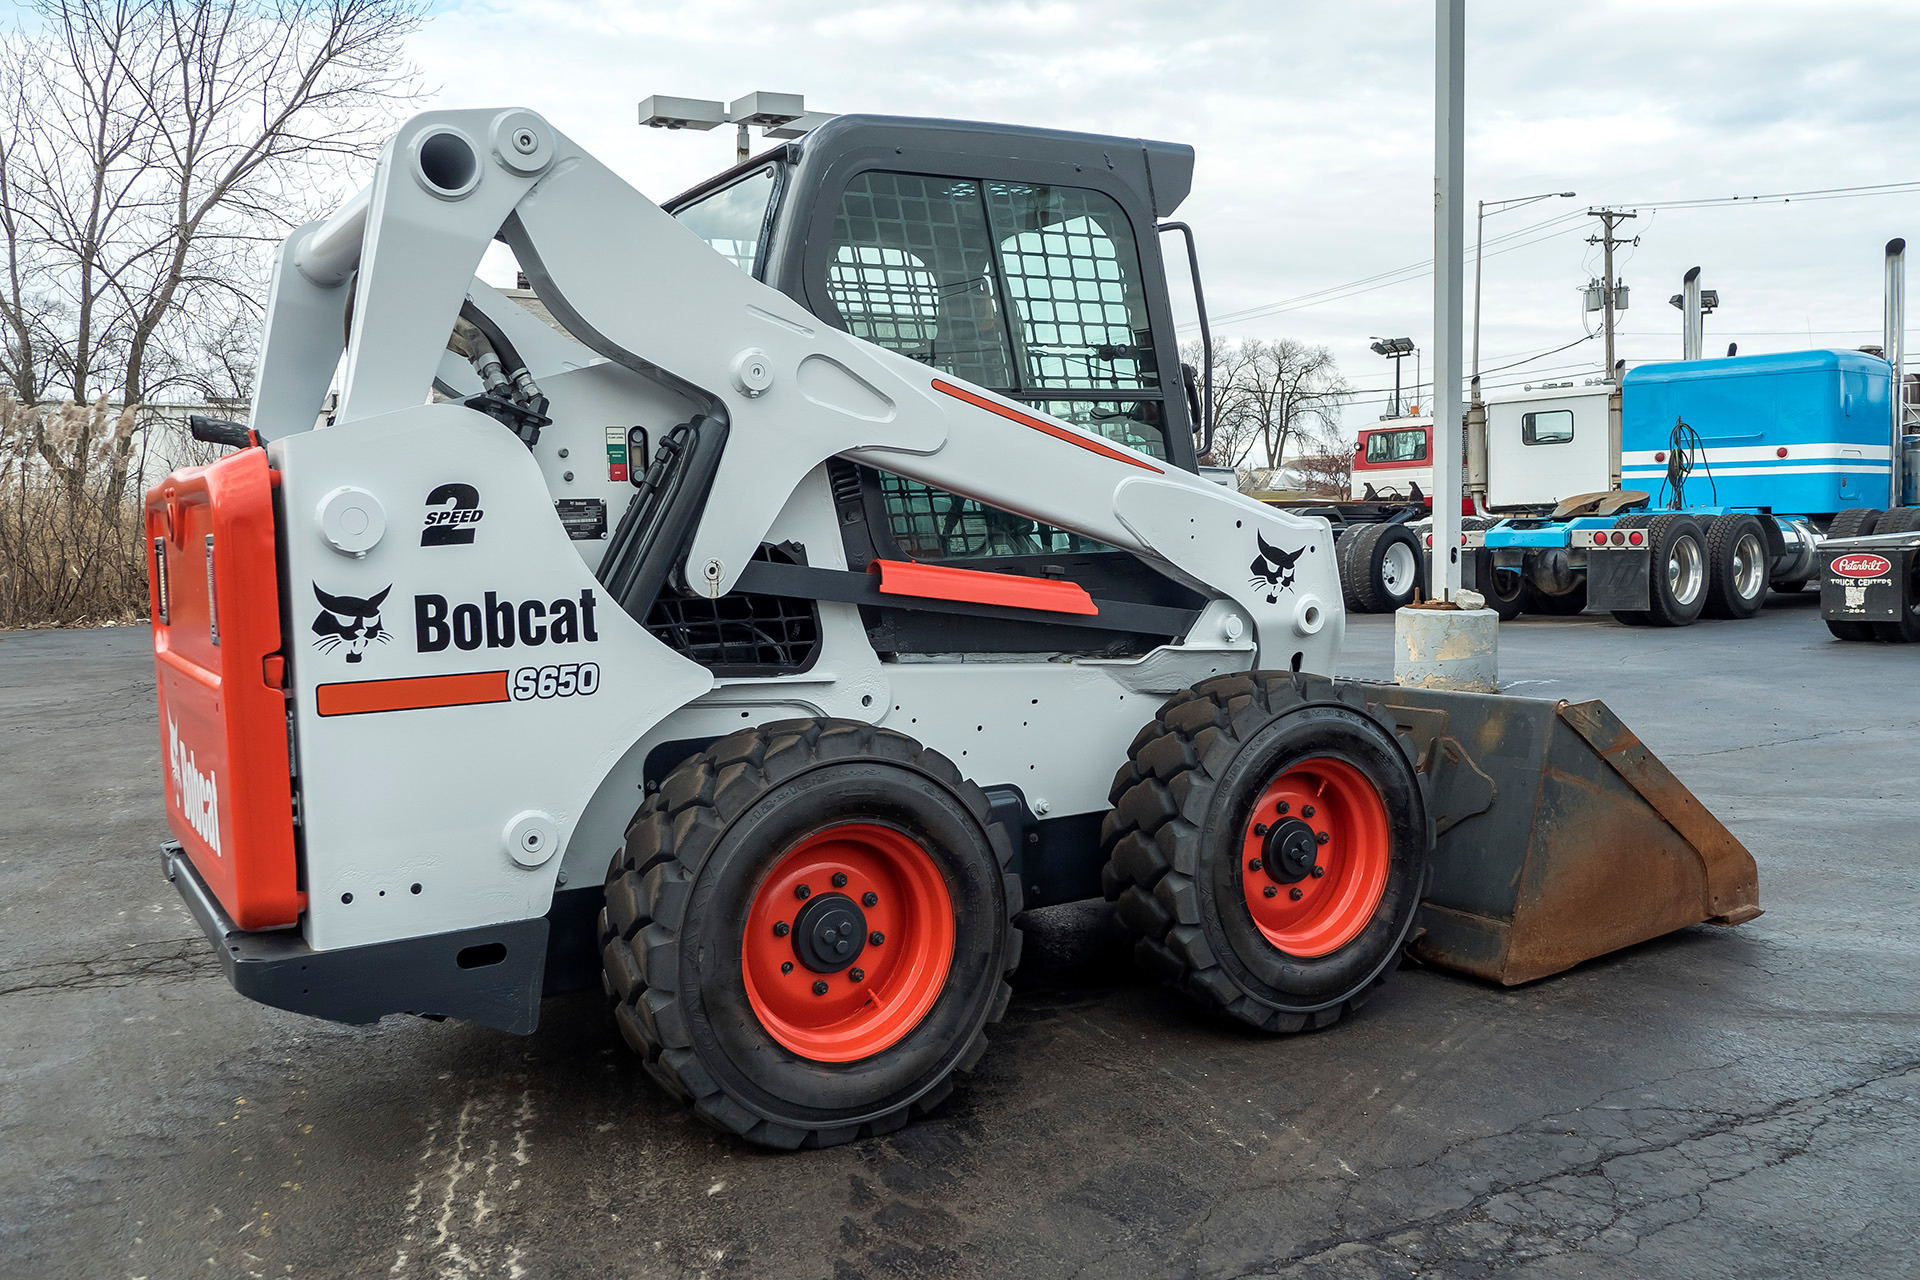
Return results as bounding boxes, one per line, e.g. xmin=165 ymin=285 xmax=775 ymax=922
xmin=1644 ymin=514 xmax=1709 ymax=627
xmin=1100 ymin=672 xmax=1429 ymax=1034
xmin=1703 ymin=514 xmax=1771 ymax=620
xmin=1608 ymin=513 xmax=1654 ymax=626
xmin=1344 ymin=523 xmax=1423 ymax=613
xmin=1824 ymin=508 xmax=1883 ymax=641
xmin=1522 ymin=581 xmax=1588 ymax=615
xmin=601 ymin=719 xmax=1021 ymax=1149
xmin=1870 ymin=507 xmax=1920 ymax=642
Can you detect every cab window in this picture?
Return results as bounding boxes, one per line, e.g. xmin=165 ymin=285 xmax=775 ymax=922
xmin=823 ymin=171 xmax=1166 ymax=561
xmin=672 ymin=165 xmax=779 ymax=277
xmin=1522 ymin=409 xmax=1574 ymax=445
xmin=1365 ymin=428 xmax=1428 ymax=464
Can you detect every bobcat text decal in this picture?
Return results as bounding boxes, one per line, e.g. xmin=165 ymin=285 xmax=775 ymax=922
xmin=416 ymin=589 xmax=601 ymax=652
xmin=167 ymin=714 xmax=221 ymax=855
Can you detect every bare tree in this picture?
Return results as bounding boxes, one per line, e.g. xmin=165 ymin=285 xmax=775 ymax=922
xmin=1 ymin=0 xmax=427 ymax=502
xmin=1186 ymin=337 xmax=1351 ymax=478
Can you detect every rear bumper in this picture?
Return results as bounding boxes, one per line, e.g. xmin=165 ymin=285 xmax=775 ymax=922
xmin=163 ymin=841 xmax=549 ymax=1033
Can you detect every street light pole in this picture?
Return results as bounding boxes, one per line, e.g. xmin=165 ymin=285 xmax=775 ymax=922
xmin=1471 ymin=190 xmax=1576 ymax=402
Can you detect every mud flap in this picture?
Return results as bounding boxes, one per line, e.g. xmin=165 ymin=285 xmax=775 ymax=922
xmin=1351 ymin=683 xmax=1762 ymax=985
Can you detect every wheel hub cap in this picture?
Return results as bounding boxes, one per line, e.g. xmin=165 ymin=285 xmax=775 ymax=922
xmin=1262 ymin=818 xmax=1320 ymax=883
xmin=791 ymin=893 xmax=868 ymax=973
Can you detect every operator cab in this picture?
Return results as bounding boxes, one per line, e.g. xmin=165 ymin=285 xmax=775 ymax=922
xmin=663 ymin=115 xmax=1211 ymax=657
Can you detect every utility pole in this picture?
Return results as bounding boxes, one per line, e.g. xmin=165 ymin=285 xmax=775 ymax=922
xmin=1587 ymin=209 xmax=1637 ymax=382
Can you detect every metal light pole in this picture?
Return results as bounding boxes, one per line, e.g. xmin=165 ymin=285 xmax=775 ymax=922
xmin=1431 ymin=0 xmax=1465 ymax=601
xmin=1472 ymin=190 xmax=1575 ymax=401
xmin=1371 ymin=337 xmax=1415 ymax=417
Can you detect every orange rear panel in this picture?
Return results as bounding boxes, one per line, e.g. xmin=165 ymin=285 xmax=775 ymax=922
xmin=146 ymin=449 xmax=303 ymax=930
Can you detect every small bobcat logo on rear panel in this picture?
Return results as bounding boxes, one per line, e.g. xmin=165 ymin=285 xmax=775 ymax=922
xmin=311 ymin=583 xmax=392 ymax=663
xmin=1249 ymin=531 xmax=1309 ymax=604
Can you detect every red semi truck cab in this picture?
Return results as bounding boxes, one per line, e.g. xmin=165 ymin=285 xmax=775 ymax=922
xmin=1351 ymin=417 xmax=1433 ymax=501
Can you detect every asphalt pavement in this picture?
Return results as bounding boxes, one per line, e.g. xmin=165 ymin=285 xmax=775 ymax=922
xmin=3 ymin=593 xmax=1916 ymax=1279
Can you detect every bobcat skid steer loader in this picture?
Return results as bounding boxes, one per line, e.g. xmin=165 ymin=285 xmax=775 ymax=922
xmin=147 ymin=110 xmax=1761 ymax=1149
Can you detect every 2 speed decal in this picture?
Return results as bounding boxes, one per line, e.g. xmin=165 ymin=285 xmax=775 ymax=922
xmin=512 ymin=662 xmax=600 ymax=700
xmin=422 ymin=483 xmax=483 ymax=546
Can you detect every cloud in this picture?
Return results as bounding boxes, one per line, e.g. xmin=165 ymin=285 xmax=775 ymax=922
xmin=406 ymin=0 xmax=1920 ymax=427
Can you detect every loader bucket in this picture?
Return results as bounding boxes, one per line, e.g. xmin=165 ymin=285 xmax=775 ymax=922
xmin=1353 ymin=683 xmax=1762 ymax=986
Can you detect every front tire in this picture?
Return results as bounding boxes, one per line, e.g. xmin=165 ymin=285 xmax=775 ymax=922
xmin=1870 ymin=508 xmax=1920 ymax=642
xmin=601 ymin=719 xmax=1021 ymax=1148
xmin=1342 ymin=523 xmax=1424 ymax=613
xmin=1101 ymin=672 xmax=1429 ymax=1032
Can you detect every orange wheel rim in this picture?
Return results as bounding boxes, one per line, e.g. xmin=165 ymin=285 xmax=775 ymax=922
xmin=1238 ymin=757 xmax=1390 ymax=957
xmin=741 ymin=823 xmax=955 ymax=1063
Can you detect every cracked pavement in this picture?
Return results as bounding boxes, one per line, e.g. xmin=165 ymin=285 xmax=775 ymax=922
xmin=3 ymin=596 xmax=1916 ymax=1279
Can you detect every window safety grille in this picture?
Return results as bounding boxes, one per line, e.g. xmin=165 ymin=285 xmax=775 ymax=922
xmin=644 ymin=543 xmax=820 ymax=673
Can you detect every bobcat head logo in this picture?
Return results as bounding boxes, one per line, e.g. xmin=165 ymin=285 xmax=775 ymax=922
xmin=1249 ymin=532 xmax=1308 ymax=604
xmin=311 ymin=582 xmax=392 ymax=663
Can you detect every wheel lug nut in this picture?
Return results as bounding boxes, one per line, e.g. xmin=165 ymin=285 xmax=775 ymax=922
xmin=1315 ymin=831 xmax=1330 ymax=845
xmin=1248 ymin=858 xmax=1263 ymax=872
xmin=1263 ymin=885 xmax=1278 ymax=898
xmin=1254 ymin=822 xmax=1268 ymax=837
xmin=1311 ymin=866 xmax=1325 ymax=879
xmin=812 ymin=980 xmax=828 ymax=995
xmin=781 ymin=961 xmax=793 ymax=974
xmin=850 ymin=968 xmax=865 ymax=982
xmin=773 ymin=921 xmax=790 ymax=937
xmin=1301 ymin=805 xmax=1315 ymax=819
xmin=869 ymin=931 xmax=884 ymax=946
xmin=1289 ymin=887 xmax=1304 ymax=901
xmin=795 ymin=884 xmax=811 ymax=900
xmin=862 ymin=891 xmax=878 ymax=907
xmin=832 ymin=872 xmax=848 ymax=888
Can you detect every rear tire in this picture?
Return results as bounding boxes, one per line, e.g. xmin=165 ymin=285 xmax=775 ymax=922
xmin=1478 ymin=547 xmax=1527 ymax=621
xmin=1825 ymin=508 xmax=1884 ymax=641
xmin=1703 ymin=514 xmax=1770 ymax=619
xmin=600 ymin=719 xmax=1021 ymax=1149
xmin=1100 ymin=672 xmax=1429 ymax=1033
xmin=1343 ymin=523 xmax=1423 ymax=613
xmin=1870 ymin=508 xmax=1920 ymax=642
xmin=1522 ymin=580 xmax=1588 ymax=615
xmin=1644 ymin=514 xmax=1709 ymax=627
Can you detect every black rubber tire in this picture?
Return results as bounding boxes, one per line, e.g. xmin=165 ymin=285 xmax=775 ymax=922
xmin=1099 ymin=671 xmax=1430 ymax=1033
xmin=600 ymin=719 xmax=1021 ymax=1149
xmin=1870 ymin=508 xmax=1920 ymax=642
xmin=1608 ymin=514 xmax=1654 ymax=626
xmin=1521 ymin=580 xmax=1589 ymax=615
xmin=1825 ymin=508 xmax=1884 ymax=641
xmin=1478 ymin=544 xmax=1527 ymax=620
xmin=1703 ymin=514 xmax=1771 ymax=620
xmin=1343 ymin=523 xmax=1424 ymax=613
xmin=1770 ymin=577 xmax=1811 ymax=594
xmin=1644 ymin=514 xmax=1709 ymax=627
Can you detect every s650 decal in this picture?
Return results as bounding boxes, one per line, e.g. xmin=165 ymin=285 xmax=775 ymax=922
xmin=513 ymin=662 xmax=601 ymax=701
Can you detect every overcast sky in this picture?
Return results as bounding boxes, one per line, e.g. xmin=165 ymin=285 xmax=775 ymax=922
xmin=411 ymin=0 xmax=1920 ymax=431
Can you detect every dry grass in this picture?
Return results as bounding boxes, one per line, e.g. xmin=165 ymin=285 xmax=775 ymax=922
xmin=0 ymin=395 xmax=155 ymax=628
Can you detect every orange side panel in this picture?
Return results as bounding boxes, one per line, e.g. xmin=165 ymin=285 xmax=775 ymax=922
xmin=146 ymin=449 xmax=303 ymax=931
xmin=870 ymin=559 xmax=1099 ymax=616
xmin=317 ymin=671 xmax=510 ymax=717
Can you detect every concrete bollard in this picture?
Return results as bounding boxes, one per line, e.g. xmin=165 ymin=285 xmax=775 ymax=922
xmin=1393 ymin=605 xmax=1499 ymax=692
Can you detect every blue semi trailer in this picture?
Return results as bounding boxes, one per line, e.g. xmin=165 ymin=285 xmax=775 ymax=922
xmin=1471 ymin=347 xmax=1917 ymax=635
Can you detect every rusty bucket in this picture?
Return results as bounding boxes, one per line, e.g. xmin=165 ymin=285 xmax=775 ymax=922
xmin=1354 ymin=683 xmax=1763 ymax=986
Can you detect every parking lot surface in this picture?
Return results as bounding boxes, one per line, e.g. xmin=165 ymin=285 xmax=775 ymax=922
xmin=3 ymin=594 xmax=1916 ymax=1279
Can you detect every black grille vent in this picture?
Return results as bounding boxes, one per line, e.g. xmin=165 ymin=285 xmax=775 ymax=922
xmin=827 ymin=459 xmax=864 ymax=507
xmin=644 ymin=544 xmax=821 ymax=675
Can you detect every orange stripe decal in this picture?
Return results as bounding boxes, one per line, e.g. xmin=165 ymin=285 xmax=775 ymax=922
xmin=316 ymin=670 xmax=510 ymax=717
xmin=930 ymin=379 xmax=1163 ymax=472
